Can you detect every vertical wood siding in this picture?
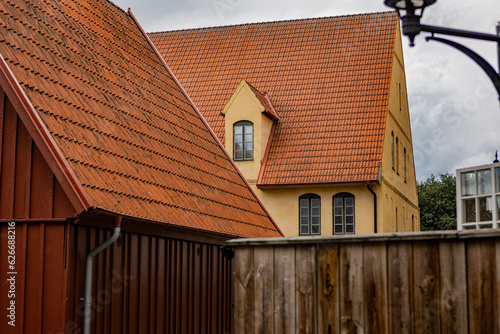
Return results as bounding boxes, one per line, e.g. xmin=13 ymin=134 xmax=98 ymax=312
xmin=0 ymin=222 xmax=69 ymax=333
xmin=0 ymin=87 xmax=77 ymax=220
xmin=66 ymin=225 xmax=234 ymax=334
xmin=232 ymin=233 xmax=500 ymax=333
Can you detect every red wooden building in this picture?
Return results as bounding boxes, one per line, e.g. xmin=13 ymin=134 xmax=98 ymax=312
xmin=0 ymin=0 xmax=282 ymax=333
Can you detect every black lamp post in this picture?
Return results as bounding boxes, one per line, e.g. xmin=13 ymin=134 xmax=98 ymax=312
xmin=384 ymin=0 xmax=500 ymax=101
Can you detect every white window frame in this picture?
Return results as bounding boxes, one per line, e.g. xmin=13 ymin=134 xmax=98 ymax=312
xmin=456 ymin=163 xmax=500 ymax=230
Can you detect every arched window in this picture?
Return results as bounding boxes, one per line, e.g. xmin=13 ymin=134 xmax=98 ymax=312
xmin=299 ymin=194 xmax=321 ymax=235
xmin=404 ymin=147 xmax=407 ymax=182
xmin=396 ymin=137 xmax=399 ymax=174
xmin=233 ymin=121 xmax=253 ymax=161
xmin=333 ymin=193 xmax=355 ymax=234
xmin=391 ymin=132 xmax=395 ymax=170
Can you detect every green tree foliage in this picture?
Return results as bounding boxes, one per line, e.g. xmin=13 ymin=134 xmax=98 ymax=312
xmin=418 ymin=173 xmax=456 ymax=231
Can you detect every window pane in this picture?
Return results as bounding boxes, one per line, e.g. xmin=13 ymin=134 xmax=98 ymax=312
xmin=334 ymin=216 xmax=342 ymax=225
xmin=234 ymin=134 xmax=243 ymax=144
xmin=334 ymin=225 xmax=343 ymax=234
xmin=300 ymin=199 xmax=309 ymax=207
xmin=334 ymin=207 xmax=342 ymax=215
xmin=300 ymin=225 xmax=309 ymax=235
xmin=464 ymin=198 xmax=475 ymax=223
xmin=312 ymin=207 xmax=320 ymax=216
xmin=477 ymin=170 xmax=491 ymax=195
xmin=346 ymin=207 xmax=354 ymax=215
xmin=346 ymin=225 xmax=354 ymax=233
xmin=334 ymin=198 xmax=342 ymax=206
xmin=345 ymin=197 xmax=354 ymax=206
xmin=497 ymin=196 xmax=500 ymax=220
xmin=244 ymin=125 xmax=253 ymax=134
xmin=461 ymin=172 xmax=475 ymax=196
xmin=245 ymin=134 xmax=253 ymax=143
xmin=311 ymin=225 xmax=320 ymax=234
xmin=479 ymin=196 xmax=492 ymax=221
xmin=234 ymin=126 xmax=243 ymax=135
xmin=496 ymin=168 xmax=500 ymax=193
xmin=346 ymin=215 xmax=354 ymax=224
xmin=234 ymin=149 xmax=243 ymax=160
xmin=244 ymin=148 xmax=253 ymax=160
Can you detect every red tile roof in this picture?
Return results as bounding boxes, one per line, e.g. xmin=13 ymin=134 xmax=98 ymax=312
xmin=149 ymin=13 xmax=397 ymax=186
xmin=0 ymin=0 xmax=282 ymax=238
xmin=245 ymin=81 xmax=280 ymax=121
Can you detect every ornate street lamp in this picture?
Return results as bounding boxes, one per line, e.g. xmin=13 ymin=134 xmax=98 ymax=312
xmin=384 ymin=0 xmax=500 ymax=100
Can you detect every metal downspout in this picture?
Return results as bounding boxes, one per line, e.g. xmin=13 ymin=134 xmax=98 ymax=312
xmin=367 ymin=183 xmax=377 ymax=233
xmin=83 ymin=217 xmax=121 ymax=334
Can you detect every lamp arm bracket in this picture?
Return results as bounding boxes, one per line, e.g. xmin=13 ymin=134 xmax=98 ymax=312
xmin=421 ymin=25 xmax=500 ymax=42
xmin=426 ymin=35 xmax=500 ymax=100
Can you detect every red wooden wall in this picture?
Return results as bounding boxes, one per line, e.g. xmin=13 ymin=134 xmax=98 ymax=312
xmin=66 ymin=225 xmax=234 ymax=334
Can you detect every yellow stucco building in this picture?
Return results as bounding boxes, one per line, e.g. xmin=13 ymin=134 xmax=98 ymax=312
xmin=150 ymin=12 xmax=419 ymax=236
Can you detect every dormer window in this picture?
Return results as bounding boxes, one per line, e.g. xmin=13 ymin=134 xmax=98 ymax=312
xmin=233 ymin=121 xmax=253 ymax=161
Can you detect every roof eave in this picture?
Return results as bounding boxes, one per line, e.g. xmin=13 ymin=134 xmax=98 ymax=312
xmin=257 ymin=179 xmax=380 ymax=189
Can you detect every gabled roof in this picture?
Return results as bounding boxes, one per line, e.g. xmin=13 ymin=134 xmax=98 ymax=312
xmin=0 ymin=0 xmax=282 ymax=238
xmin=149 ymin=13 xmax=398 ymax=186
xmin=221 ymin=80 xmax=279 ymax=121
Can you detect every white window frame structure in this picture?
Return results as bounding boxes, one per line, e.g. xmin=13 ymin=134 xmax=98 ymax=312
xmin=456 ymin=162 xmax=500 ymax=230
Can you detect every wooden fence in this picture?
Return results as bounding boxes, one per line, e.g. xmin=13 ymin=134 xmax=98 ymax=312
xmin=226 ymin=230 xmax=500 ymax=333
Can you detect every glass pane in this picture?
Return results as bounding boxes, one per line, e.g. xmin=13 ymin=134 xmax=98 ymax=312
xmin=334 ymin=225 xmax=343 ymax=234
xmin=477 ymin=170 xmax=491 ymax=195
xmin=497 ymin=196 xmax=500 ymax=220
xmin=345 ymin=197 xmax=354 ymax=206
xmin=300 ymin=217 xmax=309 ymax=226
xmin=334 ymin=198 xmax=342 ymax=206
xmin=234 ymin=149 xmax=243 ymax=160
xmin=461 ymin=172 xmax=475 ymax=196
xmin=300 ymin=208 xmax=309 ymax=216
xmin=300 ymin=199 xmax=309 ymax=207
xmin=311 ymin=207 xmax=320 ymax=216
xmin=234 ymin=134 xmax=243 ymax=144
xmin=334 ymin=207 xmax=342 ymax=215
xmin=234 ymin=126 xmax=243 ymax=135
xmin=346 ymin=216 xmax=354 ymax=224
xmin=311 ymin=198 xmax=320 ymax=207
xmin=334 ymin=216 xmax=342 ymax=225
xmin=311 ymin=217 xmax=320 ymax=225
xmin=346 ymin=225 xmax=354 ymax=233
xmin=346 ymin=207 xmax=354 ymax=215
xmin=300 ymin=225 xmax=309 ymax=235
xmin=464 ymin=198 xmax=475 ymax=223
xmin=245 ymin=134 xmax=253 ymax=143
xmin=244 ymin=125 xmax=253 ymax=134
xmin=311 ymin=225 xmax=320 ymax=234
xmin=244 ymin=148 xmax=253 ymax=160
xmin=496 ymin=168 xmax=500 ymax=193
xmin=479 ymin=196 xmax=492 ymax=221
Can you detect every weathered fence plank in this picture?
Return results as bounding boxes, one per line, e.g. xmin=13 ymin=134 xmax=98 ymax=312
xmin=467 ymin=239 xmax=498 ymax=333
xmin=438 ymin=241 xmax=467 ymax=334
xmin=387 ymin=241 xmax=412 ymax=333
xmin=273 ymin=246 xmax=295 ymax=334
xmin=296 ymin=246 xmax=316 ymax=333
xmin=317 ymin=244 xmax=340 ymax=334
xmin=340 ymin=243 xmax=364 ymax=333
xmin=363 ymin=243 xmax=388 ymax=333
xmin=253 ymin=246 xmax=274 ymax=333
xmin=413 ymin=240 xmax=440 ymax=334
xmin=234 ymin=247 xmax=254 ymax=333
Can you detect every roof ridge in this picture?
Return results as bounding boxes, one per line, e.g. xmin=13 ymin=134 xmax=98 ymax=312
xmin=148 ymin=11 xmax=395 ymax=35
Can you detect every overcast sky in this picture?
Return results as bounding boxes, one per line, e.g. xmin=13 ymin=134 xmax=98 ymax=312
xmin=113 ymin=0 xmax=500 ymax=181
